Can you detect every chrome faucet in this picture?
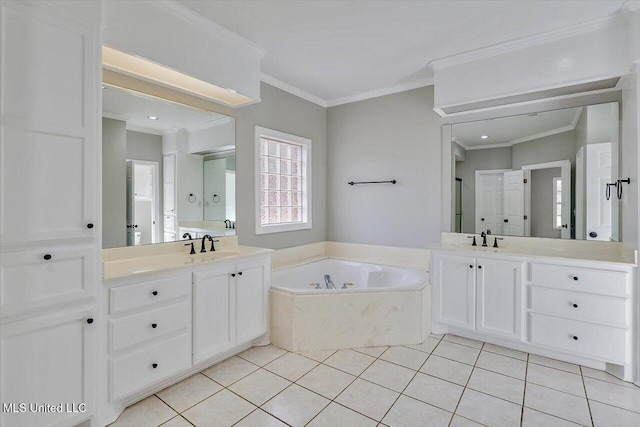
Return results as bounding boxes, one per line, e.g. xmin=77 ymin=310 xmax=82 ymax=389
xmin=324 ymin=274 xmax=336 ymax=289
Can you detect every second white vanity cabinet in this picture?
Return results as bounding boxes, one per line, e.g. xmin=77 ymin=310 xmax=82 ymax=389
xmin=193 ymin=257 xmax=270 ymax=364
xmin=432 ymin=253 xmax=523 ymax=340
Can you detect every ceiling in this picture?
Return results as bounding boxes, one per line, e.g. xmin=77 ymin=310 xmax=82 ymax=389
xmin=452 ymin=107 xmax=583 ymax=149
xmin=178 ymin=0 xmax=626 ymax=106
xmin=102 ymin=85 xmax=229 ymax=134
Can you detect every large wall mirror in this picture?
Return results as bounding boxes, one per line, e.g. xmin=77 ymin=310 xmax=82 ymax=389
xmin=450 ymin=102 xmax=620 ymax=241
xmin=102 ymin=84 xmax=236 ymax=249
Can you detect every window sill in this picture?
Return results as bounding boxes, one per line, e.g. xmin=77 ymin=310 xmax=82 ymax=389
xmin=255 ymin=222 xmax=312 ymax=235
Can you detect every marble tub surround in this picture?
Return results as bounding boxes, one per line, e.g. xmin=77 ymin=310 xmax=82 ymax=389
xmin=271 ymin=241 xmax=430 ymax=271
xmin=109 ymin=334 xmax=640 ymax=427
xmin=438 ymin=232 xmax=637 ymax=266
xmin=102 ymin=236 xmax=270 ymax=279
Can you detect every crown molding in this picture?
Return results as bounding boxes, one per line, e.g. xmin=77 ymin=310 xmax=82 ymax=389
xmin=465 ymin=142 xmax=513 ymax=151
xmin=326 ymin=77 xmax=434 ymax=107
xmin=155 ymin=0 xmax=266 ymax=58
xmin=185 ymin=116 xmax=233 ymax=133
xmin=509 ymin=124 xmax=575 ymax=145
xmin=260 ymin=73 xmax=328 ymax=107
xmin=429 ymin=14 xmax=621 ymax=71
xmin=127 ymin=123 xmax=164 ymax=136
xmin=102 ymin=111 xmax=130 ymax=122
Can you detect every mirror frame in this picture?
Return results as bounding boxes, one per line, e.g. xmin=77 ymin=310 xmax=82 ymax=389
xmin=440 ymin=91 xmax=622 ymax=238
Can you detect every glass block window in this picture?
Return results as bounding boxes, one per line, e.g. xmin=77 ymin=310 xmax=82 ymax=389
xmin=255 ymin=127 xmax=311 ymax=234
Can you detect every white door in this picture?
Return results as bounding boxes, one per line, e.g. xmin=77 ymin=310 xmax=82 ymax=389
xmin=0 ymin=1 xmax=98 ymax=244
xmin=503 ymin=170 xmax=525 ymax=236
xmin=586 ymin=142 xmax=612 ymax=241
xmin=432 ymin=254 xmax=476 ymax=330
xmin=235 ymin=259 xmax=268 ymax=344
xmin=126 ymin=160 xmax=137 ymax=246
xmin=575 ymin=147 xmax=585 ymax=239
xmin=475 ymin=171 xmax=506 ymax=235
xmin=193 ymin=266 xmax=235 ymax=364
xmin=163 ymin=154 xmax=176 ymax=216
xmin=475 ymin=258 xmax=523 ymax=340
xmin=0 ymin=308 xmax=94 ymax=427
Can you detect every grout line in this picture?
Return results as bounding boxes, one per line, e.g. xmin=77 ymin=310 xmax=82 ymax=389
xmin=520 ymin=352 xmax=529 ymax=427
xmin=447 ymin=340 xmax=485 ymax=427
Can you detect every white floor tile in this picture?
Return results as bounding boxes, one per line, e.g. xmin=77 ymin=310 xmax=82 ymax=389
xmin=382 ymin=395 xmax=452 ymax=427
xmin=354 ymin=346 xmax=389 ymax=358
xmin=379 ymin=346 xmax=429 ymax=370
xmin=526 ymin=363 xmax=585 ymax=397
xmin=443 ymin=334 xmax=484 ymax=349
xmin=264 ymin=352 xmax=318 ymax=381
xmin=182 ymin=389 xmax=255 ymax=427
xmin=156 ymin=373 xmax=223 ymax=413
xmin=590 ymin=400 xmax=640 ymax=427
xmin=324 ymin=349 xmax=376 ymax=376
xmin=521 ymin=407 xmax=585 ymax=427
xmin=335 ymin=378 xmax=399 ymax=421
xmin=262 ymin=384 xmax=330 ymax=427
xmin=296 ymin=364 xmax=356 ymax=400
xmin=403 ymin=372 xmax=464 ymax=412
xmin=430 ymin=333 xmax=444 ymax=339
xmin=456 ymin=389 xmax=522 ymax=427
xmin=297 ymin=349 xmax=337 ymax=363
xmin=467 ymin=368 xmax=524 ymax=404
xmin=228 ymin=369 xmax=291 ymax=406
xmin=476 ymin=351 xmax=526 ymax=380
xmin=201 ymin=356 xmax=258 ymax=387
xmin=432 ymin=341 xmax=480 ymax=366
xmin=361 ymin=359 xmax=416 ymax=392
xmin=449 ymin=415 xmax=485 ymax=427
xmin=109 ymin=395 xmax=177 ymax=427
xmin=404 ymin=337 xmax=441 ymax=354
xmin=583 ymin=377 xmax=640 ymax=413
xmin=307 ymin=402 xmax=377 ymax=427
xmin=238 ymin=345 xmax=287 ymax=366
xmin=419 ymin=354 xmax=473 ymax=386
xmin=482 ymin=343 xmax=528 ymax=361
xmin=234 ymin=409 xmax=288 ymax=427
xmin=159 ymin=416 xmax=193 ymax=427
xmin=528 ymin=354 xmax=580 ymax=375
xmin=581 ymin=367 xmax=638 ymax=389
xmin=524 ymin=383 xmax=591 ymax=426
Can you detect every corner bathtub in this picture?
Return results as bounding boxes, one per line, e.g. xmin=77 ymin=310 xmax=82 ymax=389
xmin=270 ymin=259 xmax=431 ymax=351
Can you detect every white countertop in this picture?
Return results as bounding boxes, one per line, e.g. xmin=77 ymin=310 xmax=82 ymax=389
xmin=434 ymin=232 xmax=637 ymax=266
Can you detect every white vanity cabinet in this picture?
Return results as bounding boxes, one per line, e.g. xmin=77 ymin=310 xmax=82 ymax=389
xmin=432 ymin=253 xmax=523 ymax=340
xmin=193 ymin=257 xmax=270 ymax=364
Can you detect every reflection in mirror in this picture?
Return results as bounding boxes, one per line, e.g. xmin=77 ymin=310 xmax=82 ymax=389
xmin=102 ymin=84 xmax=236 ymax=249
xmin=451 ymin=102 xmax=619 ymax=241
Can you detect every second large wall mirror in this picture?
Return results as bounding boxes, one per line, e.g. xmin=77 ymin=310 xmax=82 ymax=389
xmin=450 ymin=102 xmax=620 ymax=241
xmin=102 ymin=84 xmax=236 ymax=249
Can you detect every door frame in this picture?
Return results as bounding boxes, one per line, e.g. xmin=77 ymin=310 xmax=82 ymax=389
xmin=127 ymin=159 xmax=161 ymax=244
xmin=474 ymin=169 xmax=511 ymax=234
xmin=522 ymin=160 xmax=572 ymax=239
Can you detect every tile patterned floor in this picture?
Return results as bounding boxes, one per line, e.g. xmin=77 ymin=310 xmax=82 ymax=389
xmin=109 ymin=334 xmax=640 ymax=427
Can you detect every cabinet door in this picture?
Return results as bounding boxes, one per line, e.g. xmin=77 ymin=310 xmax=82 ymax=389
xmin=0 ymin=308 xmax=95 ymax=427
xmin=193 ymin=266 xmax=235 ymax=364
xmin=235 ymin=258 xmax=269 ymax=344
xmin=0 ymin=1 xmax=99 ymax=244
xmin=433 ymin=254 xmax=476 ymax=329
xmin=476 ymin=258 xmax=523 ymax=339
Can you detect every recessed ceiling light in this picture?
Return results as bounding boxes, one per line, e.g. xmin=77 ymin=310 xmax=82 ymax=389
xmin=481 ymin=135 xmax=489 ymax=139
xmin=148 ymin=116 xmax=159 ymax=120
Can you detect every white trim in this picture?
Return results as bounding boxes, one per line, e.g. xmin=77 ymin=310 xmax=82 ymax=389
xmin=509 ymin=124 xmax=575 ymax=145
xmin=428 ymin=14 xmax=621 ymax=70
xmin=260 ymin=74 xmax=328 ymax=107
xmin=553 ymin=176 xmax=563 ymax=230
xmin=326 ymin=78 xmax=434 ymax=107
xmin=155 ymin=0 xmax=265 ymax=58
xmin=464 ymin=142 xmax=513 ymax=151
xmin=102 ymin=111 xmax=130 ymax=122
xmin=126 ymin=124 xmax=164 ymax=136
xmin=185 ymin=116 xmax=233 ymax=133
xmin=254 ymin=126 xmax=312 ymax=235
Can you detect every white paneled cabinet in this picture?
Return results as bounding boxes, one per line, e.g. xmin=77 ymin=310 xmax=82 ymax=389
xmin=431 ymin=250 xmax=635 ymax=381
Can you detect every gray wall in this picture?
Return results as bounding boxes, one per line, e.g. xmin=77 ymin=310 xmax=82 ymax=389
xmin=455 ymin=147 xmax=512 ymax=233
xmin=512 ymin=130 xmax=576 ymax=170
xmin=102 ymin=118 xmax=127 ymax=249
xmin=530 ymin=167 xmax=561 ymax=238
xmin=326 ymin=86 xmax=442 ymax=249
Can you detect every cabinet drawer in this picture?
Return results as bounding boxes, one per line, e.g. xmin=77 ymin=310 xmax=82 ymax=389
xmin=109 ymin=302 xmax=189 ymax=353
xmin=528 ymin=313 xmax=626 ymax=363
xmin=110 ymin=274 xmax=189 ymax=314
xmin=529 ymin=286 xmax=626 ymax=326
xmin=164 ymin=216 xmax=176 ymax=231
xmin=529 ymin=263 xmax=627 ymax=297
xmin=110 ymin=334 xmax=189 ymax=401
xmin=1 ymin=246 xmax=94 ymax=317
